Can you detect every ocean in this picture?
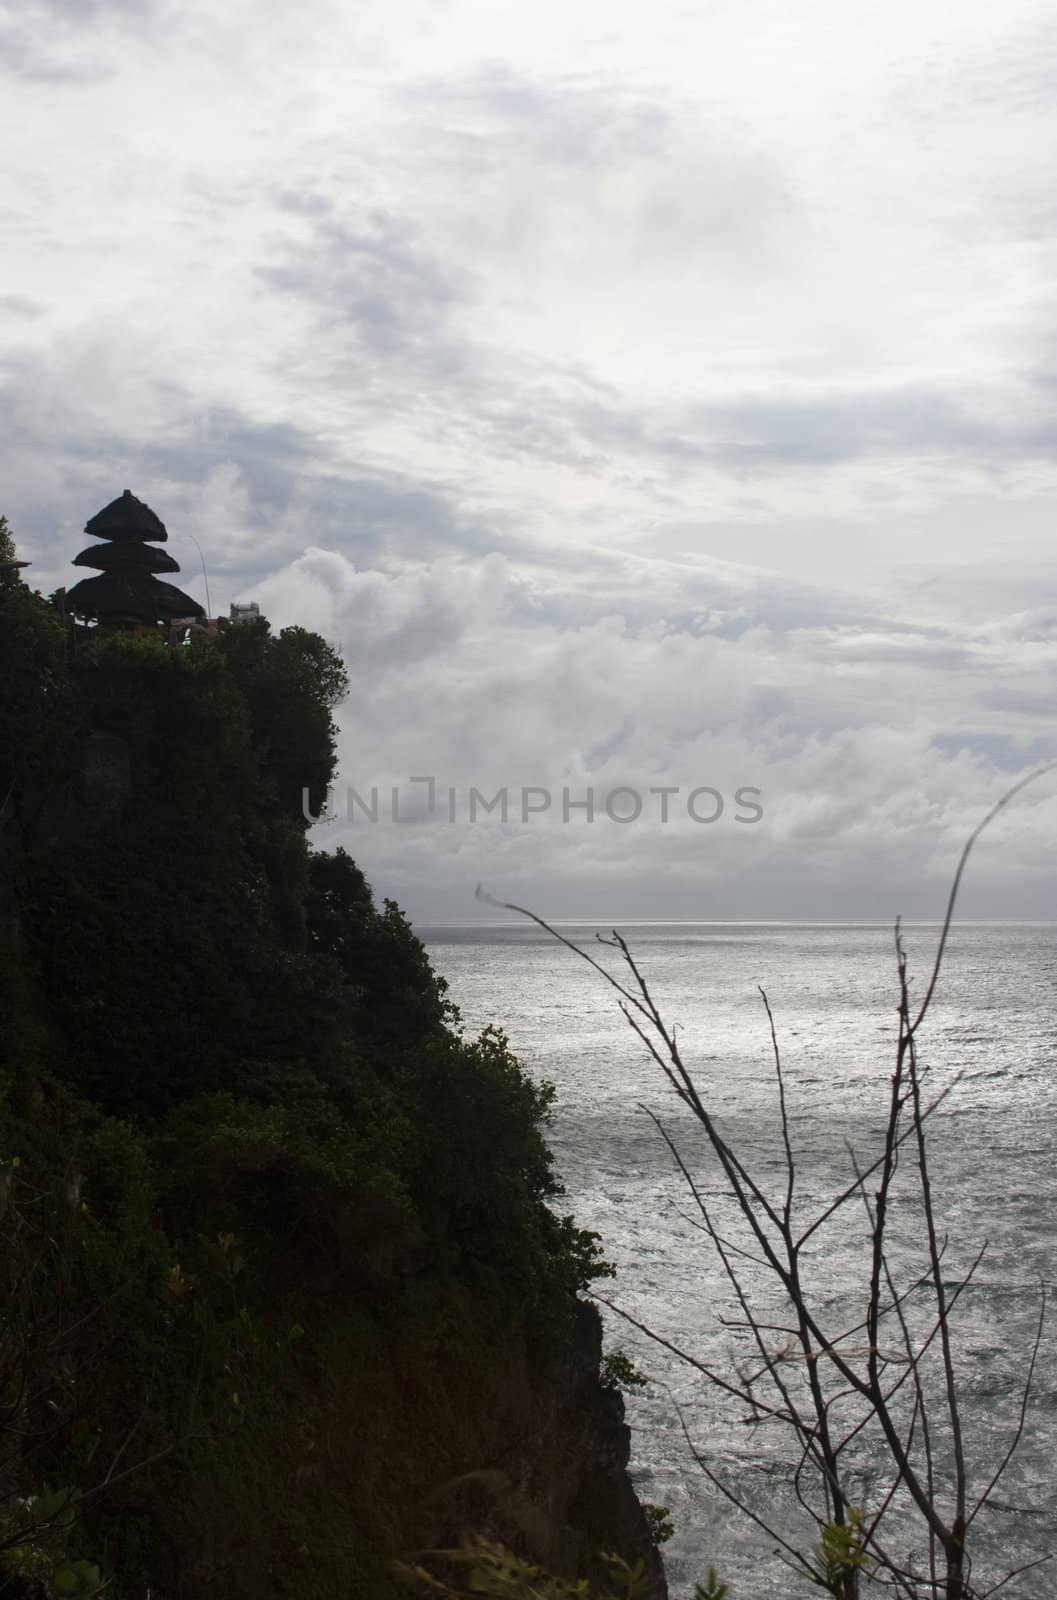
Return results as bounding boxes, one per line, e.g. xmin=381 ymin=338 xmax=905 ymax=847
xmin=419 ymin=921 xmax=1057 ymax=1600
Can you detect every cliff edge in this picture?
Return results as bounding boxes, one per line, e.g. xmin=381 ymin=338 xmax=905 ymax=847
xmin=0 ymin=551 xmax=668 ymax=1600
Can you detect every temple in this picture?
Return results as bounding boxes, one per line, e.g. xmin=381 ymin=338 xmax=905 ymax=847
xmin=67 ymin=490 xmax=206 ymax=630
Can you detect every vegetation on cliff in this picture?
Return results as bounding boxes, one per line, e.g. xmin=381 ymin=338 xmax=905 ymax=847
xmin=0 ymin=519 xmax=638 ymax=1600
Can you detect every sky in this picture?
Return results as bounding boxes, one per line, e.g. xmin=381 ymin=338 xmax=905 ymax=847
xmin=3 ymin=0 xmax=1057 ymax=921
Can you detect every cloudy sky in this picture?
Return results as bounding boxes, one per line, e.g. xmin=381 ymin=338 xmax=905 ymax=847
xmin=3 ymin=0 xmax=1057 ymax=921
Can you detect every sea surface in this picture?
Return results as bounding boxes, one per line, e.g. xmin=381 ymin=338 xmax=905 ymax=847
xmin=419 ymin=921 xmax=1057 ymax=1600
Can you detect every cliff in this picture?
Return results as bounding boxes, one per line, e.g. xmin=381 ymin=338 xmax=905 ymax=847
xmin=408 ymin=1302 xmax=666 ymax=1600
xmin=0 ymin=550 xmax=667 ymax=1600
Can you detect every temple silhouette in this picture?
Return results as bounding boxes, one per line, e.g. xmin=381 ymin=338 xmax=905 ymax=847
xmin=67 ymin=490 xmax=206 ymax=629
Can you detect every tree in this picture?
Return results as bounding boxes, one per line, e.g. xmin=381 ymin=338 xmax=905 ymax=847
xmin=306 ymin=846 xmax=454 ymax=1053
xmin=2 ymin=560 xmax=619 ymax=1598
xmin=217 ymin=618 xmax=348 ymax=822
xmin=0 ymin=518 xmax=76 ymax=842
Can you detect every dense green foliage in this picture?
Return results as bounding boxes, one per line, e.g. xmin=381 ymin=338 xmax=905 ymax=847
xmin=397 ymin=1534 xmax=654 ymax=1599
xmin=0 ymin=521 xmax=610 ymax=1599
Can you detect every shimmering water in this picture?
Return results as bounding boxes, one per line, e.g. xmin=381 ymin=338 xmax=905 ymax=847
xmin=419 ymin=922 xmax=1057 ymax=1599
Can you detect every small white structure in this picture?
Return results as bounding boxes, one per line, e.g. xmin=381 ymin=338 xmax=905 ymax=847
xmin=230 ymin=601 xmax=262 ymax=624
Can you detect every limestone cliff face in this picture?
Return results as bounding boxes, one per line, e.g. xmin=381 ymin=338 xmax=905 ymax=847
xmin=137 ymin=1297 xmax=669 ymax=1600
xmin=544 ymin=1299 xmax=668 ymax=1600
xmin=417 ymin=1301 xmax=668 ymax=1600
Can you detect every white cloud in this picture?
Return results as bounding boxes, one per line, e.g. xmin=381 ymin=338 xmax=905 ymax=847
xmin=243 ymin=541 xmax=1057 ymax=919
xmin=2 ymin=0 xmax=1056 ymax=915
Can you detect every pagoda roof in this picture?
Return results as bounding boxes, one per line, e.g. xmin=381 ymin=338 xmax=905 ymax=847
xmin=73 ymin=542 xmax=181 ymax=575
xmin=84 ymin=489 xmax=168 ymax=543
xmin=67 ymin=572 xmax=205 ymax=625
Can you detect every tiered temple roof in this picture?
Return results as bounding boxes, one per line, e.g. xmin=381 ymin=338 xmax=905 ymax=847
xmin=67 ymin=490 xmax=206 ymax=628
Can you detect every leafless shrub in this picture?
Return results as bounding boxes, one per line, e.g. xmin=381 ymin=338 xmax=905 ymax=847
xmin=478 ymin=769 xmax=1055 ymax=1599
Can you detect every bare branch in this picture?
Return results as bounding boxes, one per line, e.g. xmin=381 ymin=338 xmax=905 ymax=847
xmin=758 ymin=987 xmax=796 ymax=1229
xmin=493 ymin=769 xmax=1056 ymax=1599
xmin=966 ymin=1282 xmax=1047 ymax=1529
xmin=910 ymin=763 xmax=1057 ymax=1035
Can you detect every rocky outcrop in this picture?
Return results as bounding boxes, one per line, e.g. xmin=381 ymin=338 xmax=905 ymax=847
xmin=139 ymin=1294 xmax=669 ymax=1600
xmin=418 ymin=1301 xmax=668 ymax=1600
